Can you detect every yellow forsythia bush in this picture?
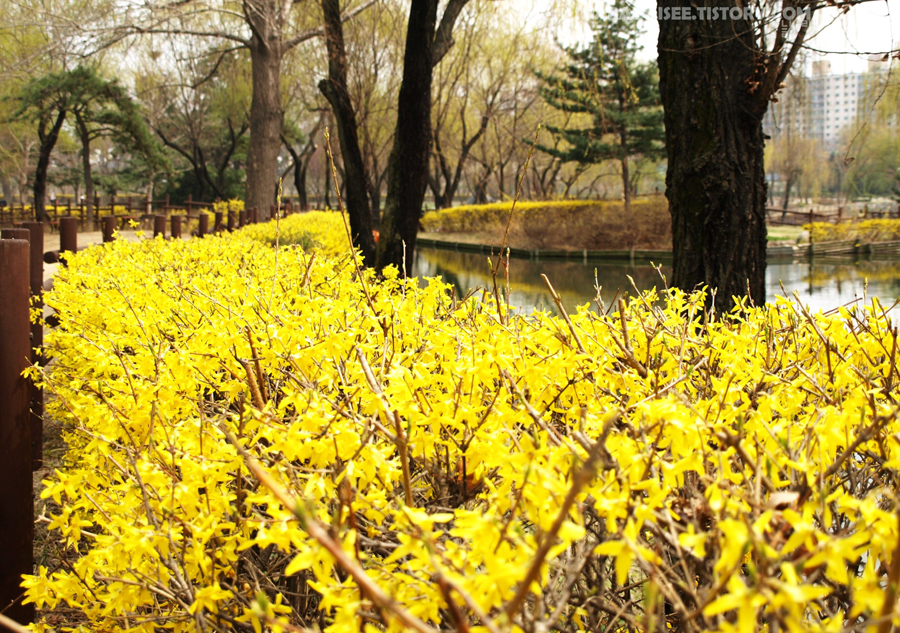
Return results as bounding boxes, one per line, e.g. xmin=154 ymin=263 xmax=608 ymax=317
xmin=421 ymin=198 xmax=671 ymax=250
xmin=421 ymin=200 xmax=599 ymax=232
xmin=806 ymin=219 xmax=900 ymax=243
xmin=238 ymin=210 xmax=348 ymax=256
xmin=22 ymin=224 xmax=900 ymax=633
xmin=213 ymin=198 xmax=246 ymax=216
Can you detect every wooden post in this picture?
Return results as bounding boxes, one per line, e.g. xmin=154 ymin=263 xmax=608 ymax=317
xmin=214 ymin=212 xmax=223 ymax=233
xmin=186 ymin=194 xmax=193 ymax=212
xmin=103 ymin=215 xmax=116 ymax=243
xmin=20 ymin=222 xmax=43 ymax=471
xmin=239 ymin=210 xmax=246 ymax=227
xmin=171 ymin=215 xmax=182 ymax=240
xmin=59 ymin=217 xmax=78 ymax=264
xmin=153 ymin=215 xmax=166 ymax=238
xmin=0 ymin=239 xmax=34 ymax=625
xmin=198 ymin=213 xmax=209 ymax=238
xmin=227 ymin=212 xmax=235 ymax=232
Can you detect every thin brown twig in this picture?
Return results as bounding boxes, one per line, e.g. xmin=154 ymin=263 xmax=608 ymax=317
xmin=541 ymin=274 xmax=587 ymax=354
xmin=490 ymin=125 xmax=540 ymax=323
xmin=503 ymin=416 xmax=615 ymax=621
xmin=220 ymin=425 xmax=440 ymax=633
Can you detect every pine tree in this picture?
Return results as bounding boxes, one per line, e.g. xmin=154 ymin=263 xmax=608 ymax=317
xmin=536 ymin=0 xmax=664 ymax=212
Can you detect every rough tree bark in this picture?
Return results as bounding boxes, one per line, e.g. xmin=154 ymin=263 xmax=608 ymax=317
xmin=374 ymin=0 xmax=437 ymax=274
xmin=319 ymin=0 xmax=377 ymax=264
xmin=33 ymin=109 xmax=67 ymax=222
xmin=245 ymin=5 xmax=284 ymax=219
xmin=658 ymin=0 xmax=768 ymax=310
xmin=75 ymin=114 xmax=96 ymax=227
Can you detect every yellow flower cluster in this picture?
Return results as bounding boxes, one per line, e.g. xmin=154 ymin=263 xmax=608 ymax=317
xmin=421 ymin=198 xmax=667 ymax=233
xmin=238 ymin=210 xmax=349 ymax=256
xmin=212 ymin=199 xmax=246 ymax=216
xmin=806 ymin=219 xmax=900 ymax=243
xmin=21 ymin=222 xmax=900 ymax=633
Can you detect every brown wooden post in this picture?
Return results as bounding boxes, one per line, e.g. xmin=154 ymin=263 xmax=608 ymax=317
xmin=227 ymin=212 xmax=235 ymax=232
xmin=239 ymin=210 xmax=246 ymax=227
xmin=214 ymin=212 xmax=223 ymax=233
xmin=198 ymin=213 xmax=209 ymax=238
xmin=186 ymin=194 xmax=193 ymax=212
xmin=20 ymin=222 xmax=43 ymax=471
xmin=59 ymin=217 xmax=78 ymax=264
xmin=0 ymin=238 xmax=34 ymax=625
xmin=171 ymin=215 xmax=182 ymax=239
xmin=103 ymin=215 xmax=116 ymax=243
xmin=153 ymin=215 xmax=167 ymax=238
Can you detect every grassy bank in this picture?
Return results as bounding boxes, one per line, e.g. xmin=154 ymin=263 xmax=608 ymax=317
xmin=421 ymin=197 xmax=671 ymax=251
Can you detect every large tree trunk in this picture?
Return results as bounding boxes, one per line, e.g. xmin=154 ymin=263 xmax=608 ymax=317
xmin=75 ymin=114 xmax=95 ymax=227
xmin=1 ymin=177 xmax=13 ymax=207
xmin=782 ymin=170 xmax=796 ymax=211
xmin=319 ymin=0 xmax=376 ymax=264
xmin=34 ymin=109 xmax=67 ymax=222
xmin=620 ymin=150 xmax=632 ymax=215
xmin=375 ymin=0 xmax=438 ymax=274
xmin=246 ymin=31 xmax=283 ymax=220
xmin=658 ymin=0 xmax=768 ymax=311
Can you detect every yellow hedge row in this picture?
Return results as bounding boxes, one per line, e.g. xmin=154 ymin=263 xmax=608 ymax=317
xmin=806 ymin=219 xmax=900 ymax=243
xmin=237 ymin=210 xmax=349 ymax=256
xmin=422 ymin=198 xmax=666 ymax=233
xmin=21 ymin=221 xmax=900 ymax=633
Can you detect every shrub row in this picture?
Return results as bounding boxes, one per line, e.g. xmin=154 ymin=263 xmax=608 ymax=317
xmin=806 ymin=219 xmax=900 ymax=243
xmin=421 ymin=198 xmax=671 ymax=250
xmin=22 ymin=218 xmax=900 ymax=633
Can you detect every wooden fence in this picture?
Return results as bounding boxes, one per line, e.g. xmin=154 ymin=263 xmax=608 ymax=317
xmin=0 ymin=203 xmax=294 ymax=626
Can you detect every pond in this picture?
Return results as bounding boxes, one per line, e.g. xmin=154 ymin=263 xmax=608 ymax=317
xmin=412 ymin=246 xmax=900 ymax=314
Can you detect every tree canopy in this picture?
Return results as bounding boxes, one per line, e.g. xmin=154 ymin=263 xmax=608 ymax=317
xmin=536 ymin=0 xmax=664 ymax=211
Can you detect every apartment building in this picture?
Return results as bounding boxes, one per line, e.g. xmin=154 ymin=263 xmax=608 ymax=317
xmin=765 ymin=60 xmax=889 ymax=145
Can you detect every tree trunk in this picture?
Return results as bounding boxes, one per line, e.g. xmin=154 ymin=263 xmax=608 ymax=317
xmin=782 ymin=170 xmax=796 ymax=211
xmin=375 ymin=0 xmax=438 ymax=274
xmin=295 ymin=163 xmax=308 ymax=210
xmin=658 ymin=0 xmax=767 ymax=311
xmin=319 ymin=0 xmax=376 ymax=264
xmin=621 ymin=151 xmax=632 ymax=215
xmin=75 ymin=114 xmax=95 ymax=227
xmin=34 ymin=109 xmax=67 ymax=222
xmin=246 ymin=33 xmax=283 ymax=220
xmin=1 ymin=177 xmax=13 ymax=208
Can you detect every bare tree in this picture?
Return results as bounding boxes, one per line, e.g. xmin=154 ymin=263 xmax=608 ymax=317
xmin=658 ymin=0 xmax=895 ymax=309
xmin=118 ymin=0 xmax=374 ymax=217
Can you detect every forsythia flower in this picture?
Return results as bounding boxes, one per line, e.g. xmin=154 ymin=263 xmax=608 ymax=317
xmin=22 ymin=216 xmax=900 ymax=633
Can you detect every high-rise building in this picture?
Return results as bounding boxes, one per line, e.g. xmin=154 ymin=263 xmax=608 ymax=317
xmin=765 ymin=60 xmax=889 ymax=145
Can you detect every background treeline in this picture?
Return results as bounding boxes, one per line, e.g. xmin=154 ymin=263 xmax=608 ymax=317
xmin=0 ymin=0 xmax=668 ymax=214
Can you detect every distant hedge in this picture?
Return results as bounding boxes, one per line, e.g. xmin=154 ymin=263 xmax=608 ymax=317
xmin=421 ymin=197 xmax=671 ymax=250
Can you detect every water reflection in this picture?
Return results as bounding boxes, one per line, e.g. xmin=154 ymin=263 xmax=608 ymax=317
xmin=413 ymin=247 xmax=900 ymax=314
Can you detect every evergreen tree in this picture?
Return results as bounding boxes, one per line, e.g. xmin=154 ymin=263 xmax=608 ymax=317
xmin=13 ymin=66 xmax=164 ymax=222
xmin=536 ymin=0 xmax=664 ymax=212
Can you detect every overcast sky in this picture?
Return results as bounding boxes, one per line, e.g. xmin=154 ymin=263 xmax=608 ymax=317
xmin=550 ymin=0 xmax=900 ymax=75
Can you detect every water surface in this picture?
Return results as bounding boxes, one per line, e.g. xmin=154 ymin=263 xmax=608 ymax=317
xmin=413 ymin=247 xmax=900 ymax=315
